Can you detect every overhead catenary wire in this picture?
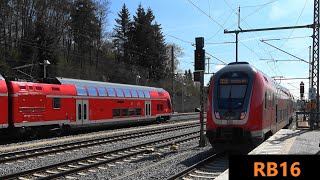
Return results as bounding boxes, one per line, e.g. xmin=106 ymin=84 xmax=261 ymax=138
xmin=185 ymin=0 xmax=264 ymax=61
xmin=225 ymin=0 xmax=280 ymax=30
xmin=261 ymin=35 xmax=312 ymax=42
xmin=276 ymin=0 xmax=309 ymax=50
xmin=205 ymin=52 xmax=227 ymax=65
xmin=222 ymin=0 xmax=285 ymax=76
xmin=240 ymin=0 xmax=280 ymax=8
xmin=206 ymin=10 xmax=234 ymax=41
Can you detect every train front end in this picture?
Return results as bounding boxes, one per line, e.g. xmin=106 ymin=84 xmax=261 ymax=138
xmin=206 ymin=62 xmax=264 ymax=147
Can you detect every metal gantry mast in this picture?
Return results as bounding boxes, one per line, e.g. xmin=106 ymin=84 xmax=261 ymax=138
xmin=311 ymin=0 xmax=320 ymax=128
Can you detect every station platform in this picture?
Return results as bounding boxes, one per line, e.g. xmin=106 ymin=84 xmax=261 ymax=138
xmin=216 ymin=127 xmax=320 ymax=180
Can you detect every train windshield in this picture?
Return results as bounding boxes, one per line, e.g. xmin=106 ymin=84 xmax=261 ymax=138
xmin=218 ymin=72 xmax=248 ymax=110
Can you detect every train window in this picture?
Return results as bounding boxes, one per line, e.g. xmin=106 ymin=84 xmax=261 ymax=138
xmin=107 ymin=88 xmax=116 ymax=97
xmin=268 ymin=93 xmax=272 ymax=107
xmin=19 ymin=86 xmax=26 ymax=90
xmin=113 ymin=109 xmax=120 ymax=117
xmin=121 ymin=109 xmax=128 ymax=116
xmin=53 ymin=98 xmax=61 ymax=109
xmin=88 ymin=87 xmax=97 ymax=96
xmin=129 ymin=109 xmax=135 ymax=116
xmin=144 ymin=91 xmax=150 ymax=98
xmin=218 ymin=85 xmax=247 ymax=109
xmin=84 ymin=104 xmax=87 ymax=119
xmin=272 ymin=94 xmax=275 ymax=107
xmin=264 ymin=92 xmax=267 ymax=109
xmin=116 ymin=89 xmax=124 ymax=97
xmin=78 ymin=104 xmax=81 ymax=120
xmin=138 ymin=90 xmax=145 ymax=98
xmin=123 ymin=89 xmax=131 ymax=97
xmin=131 ymin=90 xmax=138 ymax=97
xmin=76 ymin=87 xmax=87 ymax=96
xmin=52 ymin=87 xmax=59 ymax=91
xmin=98 ymin=87 xmax=107 ymax=96
xmin=136 ymin=108 xmax=142 ymax=115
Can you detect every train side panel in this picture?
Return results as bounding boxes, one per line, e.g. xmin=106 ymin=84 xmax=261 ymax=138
xmin=87 ymin=98 xmax=145 ymax=121
xmin=0 ymin=78 xmax=8 ymax=128
xmin=10 ymin=82 xmax=77 ymax=127
xmin=246 ymin=72 xmax=265 ymax=141
xmin=8 ymin=78 xmax=173 ymax=132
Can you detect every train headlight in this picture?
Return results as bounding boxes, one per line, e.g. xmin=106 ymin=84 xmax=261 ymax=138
xmin=214 ymin=112 xmax=221 ymax=119
xmin=240 ymin=111 xmax=246 ymax=120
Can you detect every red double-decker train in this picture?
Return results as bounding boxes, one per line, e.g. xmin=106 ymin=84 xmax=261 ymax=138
xmin=0 ymin=75 xmax=173 ymax=136
xmin=206 ymin=62 xmax=295 ymax=148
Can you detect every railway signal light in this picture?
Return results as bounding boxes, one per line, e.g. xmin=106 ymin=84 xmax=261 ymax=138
xmin=194 ymin=37 xmax=205 ymax=71
xmin=194 ymin=49 xmax=205 ymax=71
xmin=300 ymin=81 xmax=304 ymax=99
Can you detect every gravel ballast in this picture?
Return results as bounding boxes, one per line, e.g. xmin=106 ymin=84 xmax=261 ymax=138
xmin=62 ymin=140 xmax=213 ymax=180
xmin=0 ymin=126 xmax=204 ymax=177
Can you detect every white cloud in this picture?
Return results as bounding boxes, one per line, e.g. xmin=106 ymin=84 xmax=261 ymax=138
xmin=268 ymin=0 xmax=312 ymax=20
xmin=269 ymin=2 xmax=289 ymax=20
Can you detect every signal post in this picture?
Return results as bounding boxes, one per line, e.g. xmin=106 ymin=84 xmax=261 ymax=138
xmin=194 ymin=37 xmax=206 ymax=147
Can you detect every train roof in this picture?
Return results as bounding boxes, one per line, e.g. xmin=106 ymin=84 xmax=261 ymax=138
xmin=56 ymin=77 xmax=167 ymax=92
xmin=219 ymin=62 xmax=292 ymax=96
xmin=217 ymin=62 xmax=256 ymax=75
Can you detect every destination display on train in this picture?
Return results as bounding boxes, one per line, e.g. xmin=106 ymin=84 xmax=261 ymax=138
xmin=219 ymin=78 xmax=248 ymax=84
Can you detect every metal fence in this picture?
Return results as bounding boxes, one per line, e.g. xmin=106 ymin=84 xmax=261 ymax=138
xmin=295 ymin=111 xmax=320 ymax=129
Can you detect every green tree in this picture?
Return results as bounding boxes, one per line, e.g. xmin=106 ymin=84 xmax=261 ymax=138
xmin=113 ymin=4 xmax=131 ymax=64
xmin=71 ymin=0 xmax=99 ymax=69
xmin=149 ymin=22 xmax=168 ymax=80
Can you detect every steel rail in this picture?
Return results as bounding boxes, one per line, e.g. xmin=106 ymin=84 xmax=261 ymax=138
xmin=166 ymin=152 xmax=227 ymax=180
xmin=0 ymin=122 xmax=199 ymax=164
xmin=0 ymin=131 xmax=199 ymax=179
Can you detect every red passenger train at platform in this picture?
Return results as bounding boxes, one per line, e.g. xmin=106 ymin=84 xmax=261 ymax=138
xmin=0 ymin=74 xmax=173 ymax=136
xmin=206 ymin=62 xmax=295 ymax=147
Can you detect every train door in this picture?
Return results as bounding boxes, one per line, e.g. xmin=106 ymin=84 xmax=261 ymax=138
xmin=271 ymin=94 xmax=275 ymax=131
xmin=145 ymin=101 xmax=151 ymax=118
xmin=76 ymin=99 xmax=89 ymax=125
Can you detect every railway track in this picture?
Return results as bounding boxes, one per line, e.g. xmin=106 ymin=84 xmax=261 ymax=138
xmin=0 ymin=112 xmax=203 ymax=145
xmin=167 ymin=152 xmax=228 ymax=180
xmin=0 ymin=131 xmax=199 ymax=180
xmin=0 ymin=122 xmax=199 ymax=164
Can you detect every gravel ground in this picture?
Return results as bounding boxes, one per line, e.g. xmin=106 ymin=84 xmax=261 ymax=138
xmin=0 ymin=126 xmax=201 ymax=177
xmin=61 ymin=139 xmax=214 ymax=180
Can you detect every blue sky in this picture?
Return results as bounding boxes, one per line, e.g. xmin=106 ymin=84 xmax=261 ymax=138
xmin=107 ymin=0 xmax=313 ymax=99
